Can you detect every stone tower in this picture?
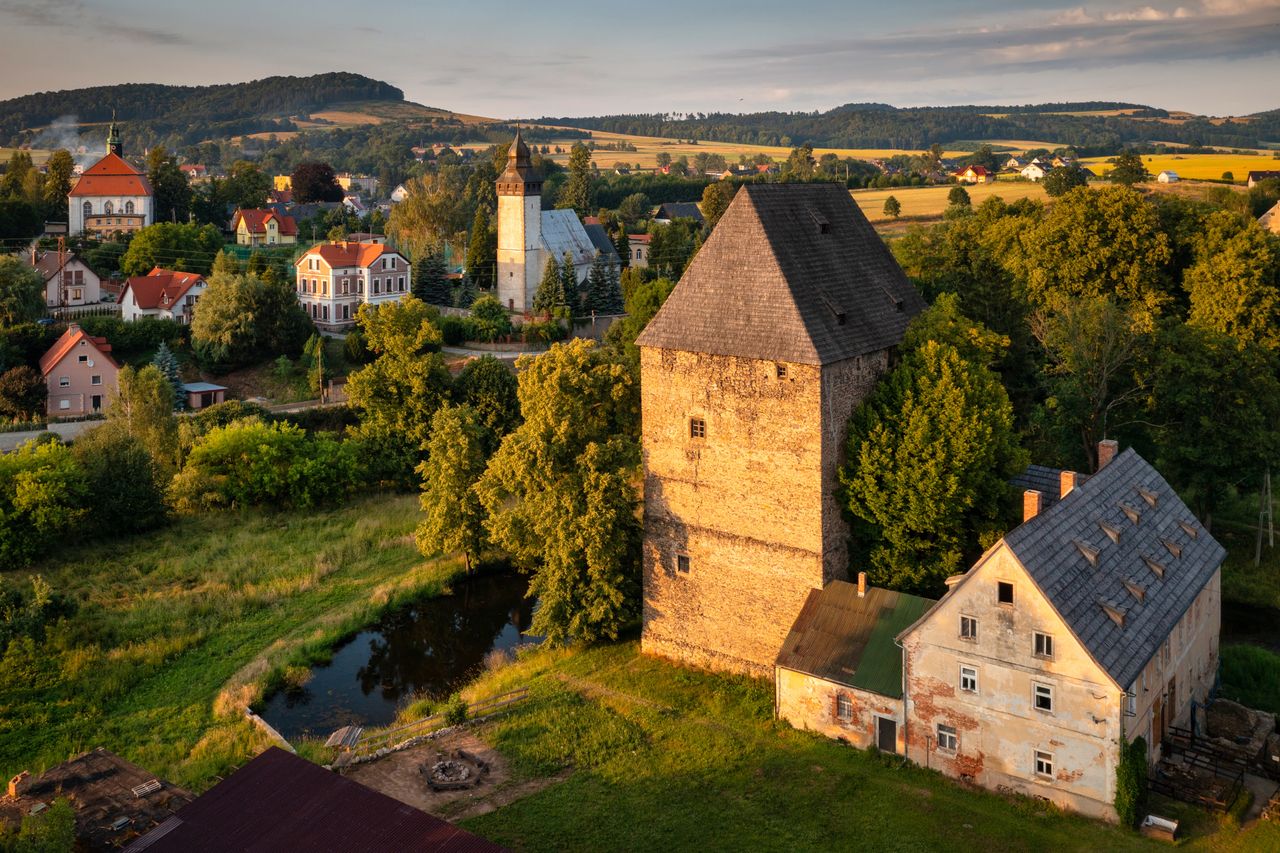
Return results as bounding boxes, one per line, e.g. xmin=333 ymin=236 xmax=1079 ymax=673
xmin=636 ymin=183 xmax=925 ymax=678
xmin=106 ymin=110 xmax=122 ymax=157
xmin=495 ymin=129 xmax=543 ymax=313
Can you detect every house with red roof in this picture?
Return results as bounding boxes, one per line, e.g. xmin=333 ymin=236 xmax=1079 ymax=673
xmin=232 ymin=208 xmax=298 ymax=247
xmin=40 ymin=324 xmax=119 ymax=416
xmin=295 ymin=240 xmax=410 ymax=330
xmin=67 ymin=118 xmax=153 ymax=236
xmin=119 ymin=268 xmax=207 ymax=324
xmin=957 ymin=165 xmax=991 ymax=184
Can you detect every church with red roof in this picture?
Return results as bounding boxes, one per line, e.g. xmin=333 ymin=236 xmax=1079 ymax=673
xmin=68 ymin=116 xmax=153 ymax=236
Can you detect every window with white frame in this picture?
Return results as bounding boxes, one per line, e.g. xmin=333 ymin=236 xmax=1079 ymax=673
xmin=1126 ymin=693 xmax=1137 ymax=716
xmin=836 ymin=693 xmax=852 ymax=721
xmin=90 ymin=375 xmax=101 ymax=386
xmin=58 ymin=376 xmax=70 ymax=387
xmin=1034 ymin=632 xmax=1054 ymax=659
xmin=959 ymin=615 xmax=978 ymax=641
xmin=1034 ymin=750 xmax=1054 ymax=778
xmin=1033 ymin=683 xmax=1054 ymax=713
xmin=959 ymin=665 xmax=978 ymax=694
xmin=937 ymin=724 xmax=958 ymax=752
xmin=59 ymin=399 xmax=70 ymax=410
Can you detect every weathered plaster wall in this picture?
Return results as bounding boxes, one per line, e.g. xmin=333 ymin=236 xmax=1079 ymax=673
xmin=776 ymin=667 xmax=904 ymax=751
xmin=902 ymin=544 xmax=1122 ymax=821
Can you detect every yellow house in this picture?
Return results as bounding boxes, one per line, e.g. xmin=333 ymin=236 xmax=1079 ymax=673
xmin=273 ymin=175 xmax=292 ymax=191
xmin=232 ymin=209 xmax=298 ymax=247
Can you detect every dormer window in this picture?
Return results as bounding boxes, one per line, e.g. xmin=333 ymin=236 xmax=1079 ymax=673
xmin=1178 ymin=520 xmax=1198 ymax=539
xmin=1137 ymin=487 xmax=1158 ymax=508
xmin=1123 ymin=579 xmax=1146 ymax=602
xmin=1099 ymin=521 xmax=1121 ymax=544
xmin=1074 ymin=540 xmax=1099 ymax=566
xmin=1161 ymin=538 xmax=1182 ymax=559
xmin=1100 ymin=600 xmax=1127 ymax=627
xmin=1142 ymin=555 xmax=1166 ymax=578
xmin=1119 ymin=503 xmax=1141 ymax=525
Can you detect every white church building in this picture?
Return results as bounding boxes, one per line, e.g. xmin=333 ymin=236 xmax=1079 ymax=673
xmin=68 ymin=118 xmax=154 ymax=236
xmin=495 ymin=130 xmax=609 ymax=313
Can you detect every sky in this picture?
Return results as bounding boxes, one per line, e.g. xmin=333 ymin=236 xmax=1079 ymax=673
xmin=0 ymin=0 xmax=1277 ymax=118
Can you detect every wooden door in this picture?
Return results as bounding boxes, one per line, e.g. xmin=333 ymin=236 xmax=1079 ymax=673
xmin=1153 ymin=694 xmax=1165 ymax=743
xmin=877 ymin=717 xmax=897 ymax=753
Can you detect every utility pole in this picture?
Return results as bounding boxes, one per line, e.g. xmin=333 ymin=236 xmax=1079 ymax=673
xmin=1256 ymin=468 xmax=1274 ymax=566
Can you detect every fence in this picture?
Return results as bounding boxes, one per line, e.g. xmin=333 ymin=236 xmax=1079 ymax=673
xmin=49 ymin=304 xmax=120 ymax=320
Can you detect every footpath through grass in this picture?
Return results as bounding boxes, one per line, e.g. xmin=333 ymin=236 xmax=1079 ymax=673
xmin=0 ymin=491 xmax=463 ymax=790
xmin=447 ymin=642 xmax=1280 ymax=853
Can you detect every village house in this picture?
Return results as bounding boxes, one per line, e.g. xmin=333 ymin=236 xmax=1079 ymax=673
xmin=390 ymin=183 xmax=411 ymax=204
xmin=1004 ymin=156 xmax=1024 ymax=170
xmin=1246 ymin=170 xmax=1280 ymax=188
xmin=294 ymin=240 xmax=410 ymax=331
xmin=28 ymin=249 xmax=101 ymax=308
xmin=1260 ymin=200 xmax=1280 ymax=234
xmin=957 ymin=165 xmax=991 ymax=184
xmin=336 ymin=173 xmax=378 ymax=195
xmin=637 ymin=182 xmax=925 ymax=676
xmin=40 ymin=324 xmax=119 ymax=416
xmin=178 ymin=164 xmax=210 ymax=183
xmin=1157 ymin=170 xmax=1180 ymax=183
xmin=119 ymin=268 xmax=206 ymax=324
xmin=1021 ymin=163 xmax=1049 ymax=182
xmin=68 ymin=118 xmax=153 ymax=236
xmin=231 ymin=208 xmax=298 ymax=246
xmin=627 ymin=233 xmax=651 ymax=268
xmin=653 ymin=202 xmax=704 ymax=225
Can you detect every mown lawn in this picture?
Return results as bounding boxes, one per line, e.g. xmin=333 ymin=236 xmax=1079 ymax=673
xmin=0 ymin=491 xmax=462 ymax=790
xmin=450 ymin=642 xmax=1280 ymax=853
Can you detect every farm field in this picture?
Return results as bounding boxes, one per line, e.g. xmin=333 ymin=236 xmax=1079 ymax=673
xmin=0 ymin=491 xmax=465 ymax=792
xmin=0 ymin=146 xmax=50 ymax=164
xmin=1081 ymin=152 xmax=1280 ymax=182
xmin=853 ymin=179 xmax=1049 ymax=222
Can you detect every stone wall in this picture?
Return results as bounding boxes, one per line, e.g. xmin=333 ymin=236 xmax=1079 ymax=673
xmin=776 ymin=667 xmax=904 ymax=751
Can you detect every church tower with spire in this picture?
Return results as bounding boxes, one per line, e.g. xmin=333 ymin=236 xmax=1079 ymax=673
xmin=495 ymin=129 xmax=543 ymax=313
xmin=106 ymin=111 xmax=122 ymax=157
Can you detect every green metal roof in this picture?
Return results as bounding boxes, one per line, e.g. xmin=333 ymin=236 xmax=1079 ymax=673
xmin=775 ymin=581 xmax=935 ymax=698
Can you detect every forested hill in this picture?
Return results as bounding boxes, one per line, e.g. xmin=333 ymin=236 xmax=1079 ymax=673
xmin=545 ymin=102 xmax=1280 ymax=151
xmin=0 ymin=73 xmax=403 ymax=143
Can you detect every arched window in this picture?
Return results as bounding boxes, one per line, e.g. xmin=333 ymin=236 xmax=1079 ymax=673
xmin=82 ymin=201 xmax=92 ymax=219
xmin=104 ymin=201 xmax=113 ymax=215
xmin=125 ymin=200 xmax=134 ymax=214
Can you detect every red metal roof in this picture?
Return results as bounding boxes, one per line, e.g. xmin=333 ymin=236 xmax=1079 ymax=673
xmin=123 ymin=747 xmax=506 ymax=853
xmin=68 ymin=152 xmax=152 ymax=197
xmin=297 ymin=241 xmax=402 ymax=269
xmin=39 ymin=325 xmax=119 ymax=375
xmin=232 ymin=208 xmax=298 ymax=236
xmin=121 ymin=268 xmax=204 ymax=310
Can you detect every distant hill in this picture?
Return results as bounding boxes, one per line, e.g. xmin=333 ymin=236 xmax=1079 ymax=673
xmin=543 ymin=102 xmax=1280 ymax=152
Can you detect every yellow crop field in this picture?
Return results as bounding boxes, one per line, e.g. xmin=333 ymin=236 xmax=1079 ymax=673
xmin=1081 ymin=153 xmax=1279 ymax=182
xmin=0 ymin=147 xmax=51 ymax=165
xmin=853 ymin=180 xmax=1049 ymax=222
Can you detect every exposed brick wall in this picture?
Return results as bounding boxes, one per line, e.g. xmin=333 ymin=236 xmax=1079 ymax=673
xmin=776 ymin=667 xmax=904 ymax=751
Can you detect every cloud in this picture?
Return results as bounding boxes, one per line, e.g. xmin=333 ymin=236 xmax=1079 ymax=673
xmin=0 ymin=0 xmax=197 ymax=46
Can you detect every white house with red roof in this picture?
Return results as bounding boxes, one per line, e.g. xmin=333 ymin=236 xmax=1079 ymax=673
xmin=119 ymin=268 xmax=207 ymax=324
xmin=295 ymin=240 xmax=411 ymax=330
xmin=27 ymin=249 xmax=101 ymax=308
xmin=40 ymin=324 xmax=120 ymax=416
xmin=68 ymin=119 xmax=153 ymax=236
xmin=232 ymin=209 xmax=298 ymax=246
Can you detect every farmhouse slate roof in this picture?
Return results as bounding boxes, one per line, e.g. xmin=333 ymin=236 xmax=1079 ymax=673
xmin=1010 ymin=463 xmax=1070 ymax=509
xmin=636 ymin=183 xmax=925 ymax=364
xmin=776 ymin=581 xmax=933 ymax=698
xmin=654 ymin=202 xmax=704 ymax=223
xmin=1002 ymin=448 xmax=1225 ymax=690
xmin=582 ymin=220 xmax=621 ymax=265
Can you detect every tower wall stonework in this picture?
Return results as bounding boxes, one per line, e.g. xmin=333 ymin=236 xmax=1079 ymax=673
xmin=640 ymin=346 xmax=890 ymax=677
xmin=496 ymin=193 xmax=541 ymax=313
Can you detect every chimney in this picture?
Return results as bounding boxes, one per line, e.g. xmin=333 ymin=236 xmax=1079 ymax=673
xmin=1097 ymin=439 xmax=1119 ymax=471
xmin=1023 ymin=489 xmax=1044 ymax=522
xmin=1060 ymin=470 xmax=1079 ymax=499
xmin=8 ymin=771 xmax=30 ymax=799
xmin=857 ymin=571 xmax=867 ymax=598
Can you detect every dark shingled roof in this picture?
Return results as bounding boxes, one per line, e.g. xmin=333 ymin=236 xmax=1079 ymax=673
xmin=1011 ymin=463 xmax=1069 ymax=509
xmin=582 ymin=221 xmax=621 ymax=265
xmin=636 ymin=183 xmax=925 ymax=364
xmin=776 ymin=581 xmax=934 ymax=698
xmin=1003 ymin=448 xmax=1225 ymax=690
xmin=125 ymin=747 xmax=504 ymax=853
xmin=654 ymin=202 xmax=704 ymax=222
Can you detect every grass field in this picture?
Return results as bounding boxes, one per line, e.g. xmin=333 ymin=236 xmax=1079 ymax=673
xmin=853 ymin=180 xmax=1049 ymax=223
xmin=0 ymin=147 xmax=50 ymax=165
xmin=1081 ymin=153 xmax=1280 ymax=182
xmin=0 ymin=492 xmax=464 ymax=791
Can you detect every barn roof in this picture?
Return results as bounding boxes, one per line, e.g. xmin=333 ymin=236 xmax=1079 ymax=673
xmin=636 ymin=183 xmax=924 ymax=364
xmin=124 ymin=747 xmax=504 ymax=852
xmin=776 ymin=581 xmax=933 ymax=698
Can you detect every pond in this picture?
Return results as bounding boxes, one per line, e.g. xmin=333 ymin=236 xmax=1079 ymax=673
xmin=260 ymin=572 xmax=538 ymax=742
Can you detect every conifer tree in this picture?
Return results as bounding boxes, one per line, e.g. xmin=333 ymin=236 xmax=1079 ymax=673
xmin=584 ymin=254 xmax=624 ymax=315
xmin=151 ymin=342 xmax=185 ymax=411
xmin=465 ymin=207 xmax=497 ymax=291
xmin=560 ymin=252 xmax=580 ymax=314
xmin=412 ymin=253 xmax=452 ymax=306
xmin=532 ymin=255 xmax=565 ymax=316
xmin=211 ymin=250 xmax=240 ymax=276
xmin=452 ymin=275 xmax=478 ymax=309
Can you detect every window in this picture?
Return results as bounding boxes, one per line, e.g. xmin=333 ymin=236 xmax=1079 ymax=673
xmin=82 ymin=201 xmax=91 ymax=218
xmin=90 ymin=375 xmax=101 ymax=386
xmin=1126 ymin=693 xmax=1137 ymax=716
xmin=959 ymin=615 xmax=978 ymax=641
xmin=959 ymin=665 xmax=978 ymax=694
xmin=689 ymin=417 xmax=706 ymax=439
xmin=998 ymin=581 xmax=1014 ymax=605
xmin=125 ymin=200 xmax=134 ymax=214
xmin=1034 ymin=632 xmax=1054 ymax=659
xmin=776 ymin=363 xmax=788 ymax=379
xmin=78 ymin=354 xmax=87 ymax=363
xmin=59 ymin=399 xmax=70 ymax=410
xmin=836 ymin=694 xmax=853 ymax=722
xmin=71 ymin=288 xmax=82 ymax=301
xmin=104 ymin=201 xmax=113 ymax=215
xmin=1034 ymin=750 xmax=1054 ymax=778
xmin=1033 ymin=683 xmax=1054 ymax=713
xmin=399 ymin=276 xmax=405 ymax=291
xmin=58 ymin=376 xmax=70 ymax=387
xmin=676 ymin=554 xmax=690 ymax=573
xmin=937 ymin=724 xmax=958 ymax=752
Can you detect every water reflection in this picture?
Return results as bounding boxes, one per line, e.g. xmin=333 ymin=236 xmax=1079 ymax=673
xmin=260 ymin=572 xmax=537 ymax=740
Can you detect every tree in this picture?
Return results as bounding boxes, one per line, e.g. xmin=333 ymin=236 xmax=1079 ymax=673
xmin=1043 ymin=166 xmax=1088 ymax=198
xmin=415 ymin=405 xmax=488 ymax=571
xmin=782 ymin=144 xmax=816 ymax=180
xmin=71 ymin=423 xmax=168 ymax=536
xmin=42 ymin=149 xmax=74 ymax=219
xmin=386 ymin=168 xmax=472 ymax=260
xmin=557 ymin=142 xmax=593 ymax=214
xmin=841 ymin=338 xmax=1026 ymax=594
xmin=151 ymin=342 xmax=185 ymax=411
xmin=646 ymin=219 xmax=698 ymax=280
xmin=120 ymin=222 xmax=224 ymax=276
xmin=191 ymin=269 xmax=313 ymax=371
xmin=532 ymin=254 xmax=565 ymax=317
xmin=452 ymin=275 xmax=478 ymax=310
xmin=617 ymin=192 xmax=649 ymax=230
xmin=1185 ymin=213 xmax=1280 ymax=351
xmin=947 ymin=186 xmax=971 ymax=208
xmin=411 ymin=252 xmax=452 ymax=306
xmin=475 ymin=339 xmax=641 ymax=644
xmin=882 ymin=195 xmax=901 ymax=219
xmin=146 ymin=146 xmax=192 ymax=224
xmin=604 ymin=276 xmax=675 ymax=365
xmin=10 ymin=797 xmax=76 ymax=853
xmin=222 ymin=160 xmax=271 ymax=209
xmin=1108 ymin=151 xmax=1149 ymax=186
xmin=0 ymin=366 xmax=45 ymax=419
xmin=2 ymin=151 xmax=33 ymax=198
xmin=454 ymin=355 xmax=520 ymax=453
xmin=0 ymin=440 xmax=87 ymax=568
xmin=290 ymin=162 xmax=343 ymax=203
xmin=0 ymin=257 xmax=44 ymax=328
xmin=108 ymin=365 xmax=178 ymax=466
xmin=558 ymin=252 xmax=580 ymax=312
xmin=583 ymin=254 xmax=623 ymax=315
xmin=700 ymin=182 xmax=734 ymax=231
xmin=656 ymin=152 xmax=672 ymax=169
xmin=465 ymin=206 xmax=497 ymax=292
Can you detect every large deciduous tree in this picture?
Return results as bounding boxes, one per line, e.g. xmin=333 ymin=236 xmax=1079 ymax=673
xmin=108 ymin=364 xmax=178 ymax=466
xmin=415 ymin=404 xmax=488 ymax=571
xmin=1108 ymin=150 xmax=1149 ymax=186
xmin=1184 ymin=212 xmax=1280 ymax=351
xmin=146 ymin=146 xmax=192 ymax=224
xmin=191 ymin=270 xmax=313 ymax=371
xmin=120 ymin=222 xmax=224 ymax=276
xmin=386 ymin=168 xmax=471 ymax=260
xmin=700 ymin=182 xmax=733 ymax=231
xmin=0 ymin=366 xmax=45 ymax=419
xmin=290 ymin=162 xmax=343 ymax=203
xmin=0 ymin=256 xmax=45 ymax=326
xmin=453 ymin=355 xmax=520 ymax=453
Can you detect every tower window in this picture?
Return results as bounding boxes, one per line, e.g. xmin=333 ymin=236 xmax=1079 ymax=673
xmin=689 ymin=417 xmax=706 ymax=439
xmin=776 ymin=364 xmax=787 ymax=379
xmin=676 ymin=554 xmax=690 ymax=573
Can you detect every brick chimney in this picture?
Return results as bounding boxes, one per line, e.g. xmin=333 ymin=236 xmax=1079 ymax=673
xmin=1060 ymin=470 xmax=1079 ymax=499
xmin=8 ymin=771 xmax=30 ymax=799
xmin=857 ymin=571 xmax=867 ymax=598
xmin=1023 ymin=489 xmax=1044 ymax=522
xmin=1097 ymin=439 xmax=1119 ymax=470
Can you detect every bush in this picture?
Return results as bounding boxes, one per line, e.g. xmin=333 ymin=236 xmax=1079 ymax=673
xmin=0 ymin=440 xmax=88 ymax=568
xmin=1114 ymin=736 xmax=1147 ymax=828
xmin=343 ymin=329 xmax=371 ymax=364
xmin=0 ymin=366 xmax=45 ymax=419
xmin=273 ymin=404 xmax=358 ymax=434
xmin=0 ymin=575 xmax=77 ymax=651
xmin=71 ymin=423 xmax=168 ymax=536
xmin=442 ymin=693 xmax=469 ymax=726
xmin=520 ymin=320 xmax=567 ymax=344
xmin=76 ymin=315 xmax=187 ymax=361
xmin=437 ymin=315 xmax=470 ymax=347
xmin=469 ymin=295 xmax=513 ymax=343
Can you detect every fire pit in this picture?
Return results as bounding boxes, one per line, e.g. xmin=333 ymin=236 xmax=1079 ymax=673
xmin=420 ymin=749 xmax=490 ymax=792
